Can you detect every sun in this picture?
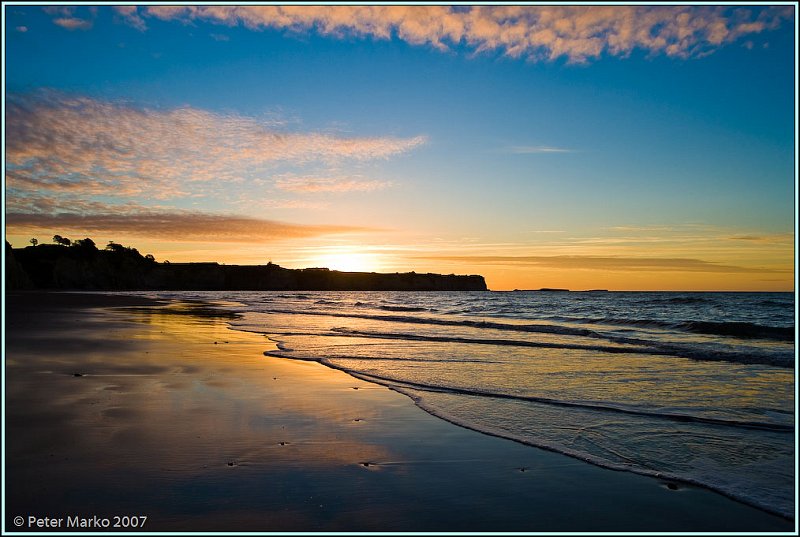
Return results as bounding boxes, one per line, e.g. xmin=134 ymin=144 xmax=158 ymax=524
xmin=311 ymin=249 xmax=381 ymax=273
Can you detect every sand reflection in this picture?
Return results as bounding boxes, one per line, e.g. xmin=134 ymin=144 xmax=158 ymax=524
xmin=6 ymin=301 xmax=398 ymax=528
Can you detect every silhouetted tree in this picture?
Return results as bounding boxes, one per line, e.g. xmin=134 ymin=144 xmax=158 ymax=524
xmin=29 ymin=238 xmax=38 ymax=247
xmin=53 ymin=235 xmax=71 ymax=246
xmin=73 ymin=238 xmax=97 ymax=252
xmin=106 ymin=241 xmax=125 ymax=253
xmin=145 ymin=254 xmax=156 ymax=262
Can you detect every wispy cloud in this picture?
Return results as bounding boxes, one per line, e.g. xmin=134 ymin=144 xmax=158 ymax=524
xmin=508 ymin=145 xmax=574 ymax=154
xmin=115 ymin=5 xmax=794 ymax=63
xmin=6 ymin=91 xmax=425 ymax=201
xmin=416 ymin=255 xmax=790 ymax=274
xmin=275 ymin=175 xmax=391 ymax=193
xmin=6 ymin=91 xmax=421 ymax=242
xmin=113 ymin=6 xmax=147 ymax=31
xmin=726 ymin=233 xmax=794 ymax=243
xmin=260 ymin=199 xmax=330 ymax=210
xmin=16 ymin=26 xmax=28 ymax=33
xmin=7 ymin=206 xmax=369 ymax=243
xmin=45 ymin=6 xmax=94 ymax=31
xmin=53 ymin=17 xmax=93 ymax=31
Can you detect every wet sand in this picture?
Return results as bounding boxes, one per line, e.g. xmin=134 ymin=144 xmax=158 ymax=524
xmin=4 ymin=291 xmax=793 ymax=532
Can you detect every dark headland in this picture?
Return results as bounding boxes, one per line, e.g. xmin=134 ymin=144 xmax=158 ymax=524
xmin=6 ymin=239 xmax=487 ymax=291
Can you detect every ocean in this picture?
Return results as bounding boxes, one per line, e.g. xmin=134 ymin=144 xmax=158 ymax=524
xmin=133 ymin=290 xmax=795 ymax=518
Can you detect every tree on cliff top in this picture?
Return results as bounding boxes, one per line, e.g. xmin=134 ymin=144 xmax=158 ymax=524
xmin=53 ymin=235 xmax=71 ymax=246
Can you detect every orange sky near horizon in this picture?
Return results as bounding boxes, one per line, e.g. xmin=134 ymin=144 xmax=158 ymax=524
xmin=5 ymin=228 xmax=794 ymax=292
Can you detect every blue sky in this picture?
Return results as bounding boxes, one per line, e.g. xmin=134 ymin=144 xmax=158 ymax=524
xmin=4 ymin=4 xmax=796 ymax=290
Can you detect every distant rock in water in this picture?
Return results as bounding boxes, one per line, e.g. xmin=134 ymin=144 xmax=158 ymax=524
xmin=511 ymin=288 xmax=571 ymax=292
xmin=10 ymin=242 xmax=487 ymax=291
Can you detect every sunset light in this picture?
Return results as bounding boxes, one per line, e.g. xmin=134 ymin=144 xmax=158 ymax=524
xmin=308 ymin=249 xmax=382 ymax=273
xmin=4 ymin=3 xmax=795 ymax=533
xmin=3 ymin=4 xmax=794 ymax=292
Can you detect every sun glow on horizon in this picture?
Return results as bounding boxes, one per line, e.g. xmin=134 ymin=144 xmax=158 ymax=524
xmin=306 ymin=248 xmax=383 ymax=273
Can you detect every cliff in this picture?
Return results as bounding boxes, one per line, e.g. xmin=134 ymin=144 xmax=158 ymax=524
xmin=7 ymin=242 xmax=487 ymax=292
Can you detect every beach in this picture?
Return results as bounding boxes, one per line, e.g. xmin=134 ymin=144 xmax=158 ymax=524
xmin=4 ymin=292 xmax=793 ymax=532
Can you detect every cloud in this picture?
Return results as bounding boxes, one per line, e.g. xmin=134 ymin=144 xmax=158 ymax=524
xmin=113 ymin=6 xmax=147 ymax=31
xmin=416 ymin=255 xmax=790 ymax=274
xmin=6 ymin=207 xmax=368 ymax=243
xmin=726 ymin=233 xmax=794 ymax=243
xmin=261 ymin=199 xmax=330 ymax=210
xmin=16 ymin=26 xmax=28 ymax=33
xmin=5 ymin=91 xmax=421 ymax=245
xmin=274 ymin=175 xmax=391 ymax=193
xmin=45 ymin=7 xmax=94 ymax=31
xmin=6 ymin=92 xmax=425 ymax=201
xmin=53 ymin=17 xmax=93 ymax=31
xmin=508 ymin=145 xmax=574 ymax=154
xmin=125 ymin=5 xmax=793 ymax=63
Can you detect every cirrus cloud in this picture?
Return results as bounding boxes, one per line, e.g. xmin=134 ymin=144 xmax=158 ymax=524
xmin=123 ymin=5 xmax=794 ymax=63
xmin=6 ymin=91 xmax=425 ymax=201
xmin=508 ymin=145 xmax=575 ymax=154
xmin=5 ymin=91 xmax=421 ymax=244
xmin=6 ymin=204 xmax=369 ymax=243
xmin=44 ymin=6 xmax=94 ymax=31
xmin=274 ymin=175 xmax=392 ymax=193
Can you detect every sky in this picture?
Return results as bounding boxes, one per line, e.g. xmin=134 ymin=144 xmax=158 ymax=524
xmin=3 ymin=3 xmax=796 ymax=291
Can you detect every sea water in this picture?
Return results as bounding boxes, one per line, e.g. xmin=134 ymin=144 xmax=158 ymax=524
xmin=135 ymin=290 xmax=796 ymax=518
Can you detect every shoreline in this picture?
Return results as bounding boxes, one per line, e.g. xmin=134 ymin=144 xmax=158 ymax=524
xmin=4 ymin=291 xmax=794 ymax=532
xmin=266 ymin=348 xmax=794 ymax=520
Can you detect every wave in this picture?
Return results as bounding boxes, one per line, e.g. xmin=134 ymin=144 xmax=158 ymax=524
xmin=266 ymin=348 xmax=793 ymax=432
xmin=395 ymin=387 xmax=794 ymax=520
xmin=247 ymin=308 xmax=793 ymax=367
xmin=549 ymin=315 xmax=794 ymax=343
xmin=250 ymin=322 xmax=792 ymax=368
xmin=759 ymin=299 xmax=794 ymax=307
xmin=329 ymin=327 xmax=663 ymax=355
xmin=326 ymin=327 xmax=792 ymax=368
xmin=683 ymin=321 xmax=794 ymax=341
xmin=648 ymin=296 xmax=713 ymax=305
xmin=378 ymin=305 xmax=429 ymax=312
xmin=262 ymin=308 xmax=607 ymax=338
xmin=262 ymin=307 xmax=794 ymax=344
xmin=264 ymin=345 xmax=794 ymax=518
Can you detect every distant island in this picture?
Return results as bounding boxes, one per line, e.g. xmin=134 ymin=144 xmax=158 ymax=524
xmin=6 ymin=238 xmax=487 ymax=292
xmin=511 ymin=288 xmax=571 ymax=292
xmin=511 ymin=288 xmax=610 ymax=293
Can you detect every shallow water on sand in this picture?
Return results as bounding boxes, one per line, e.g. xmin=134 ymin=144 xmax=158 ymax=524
xmin=133 ymin=290 xmax=795 ymax=518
